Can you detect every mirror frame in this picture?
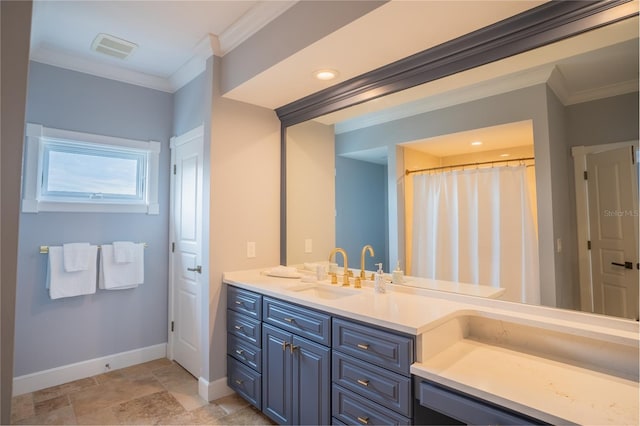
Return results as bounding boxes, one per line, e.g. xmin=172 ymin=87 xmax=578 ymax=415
xmin=276 ymin=0 xmax=638 ymax=265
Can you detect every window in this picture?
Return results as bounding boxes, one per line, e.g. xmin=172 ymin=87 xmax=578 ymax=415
xmin=23 ymin=124 xmax=160 ymax=214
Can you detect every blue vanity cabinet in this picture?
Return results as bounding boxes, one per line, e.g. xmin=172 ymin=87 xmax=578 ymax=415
xmin=226 ymin=286 xmax=263 ymax=409
xmin=262 ymin=299 xmax=331 ymax=425
xmin=332 ymin=318 xmax=414 ymax=425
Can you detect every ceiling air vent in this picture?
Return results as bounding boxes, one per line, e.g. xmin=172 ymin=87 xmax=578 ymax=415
xmin=91 ymin=33 xmax=137 ymax=60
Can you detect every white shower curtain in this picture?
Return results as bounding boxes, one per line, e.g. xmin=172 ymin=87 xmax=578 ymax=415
xmin=412 ymin=165 xmax=540 ymax=304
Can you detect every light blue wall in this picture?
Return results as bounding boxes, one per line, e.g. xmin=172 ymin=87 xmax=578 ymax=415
xmin=173 ymin=71 xmax=206 ymax=137
xmin=14 ymin=62 xmax=173 ymax=376
xmin=335 ymin=156 xmax=388 ymax=271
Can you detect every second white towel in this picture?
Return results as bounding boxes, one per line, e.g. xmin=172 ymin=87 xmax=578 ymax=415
xmin=99 ymin=244 xmax=144 ymax=290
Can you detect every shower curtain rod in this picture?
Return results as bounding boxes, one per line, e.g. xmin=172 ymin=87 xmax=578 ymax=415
xmin=405 ymin=156 xmax=535 ymax=176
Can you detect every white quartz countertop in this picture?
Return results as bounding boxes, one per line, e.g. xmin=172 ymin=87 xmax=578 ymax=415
xmin=411 ymin=341 xmax=639 ymax=425
xmin=223 ymin=268 xmax=470 ymax=335
xmin=223 ymin=267 xmax=639 ymax=425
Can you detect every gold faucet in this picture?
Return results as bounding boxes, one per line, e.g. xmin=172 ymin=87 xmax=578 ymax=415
xmin=329 ymin=248 xmax=349 ymax=286
xmin=360 ymin=245 xmax=375 ymax=279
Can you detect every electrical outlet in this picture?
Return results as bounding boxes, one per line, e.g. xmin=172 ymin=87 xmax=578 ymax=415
xmin=247 ymin=241 xmax=256 ymax=258
xmin=304 ymin=238 xmax=312 ymax=253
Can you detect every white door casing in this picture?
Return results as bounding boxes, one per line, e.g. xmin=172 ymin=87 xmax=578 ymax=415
xmin=586 ymin=145 xmax=639 ymax=320
xmin=169 ymin=125 xmax=204 ymax=377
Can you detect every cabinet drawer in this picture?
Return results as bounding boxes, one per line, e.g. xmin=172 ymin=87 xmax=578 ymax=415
xmin=419 ymin=381 xmax=544 ymax=425
xmin=332 ymin=351 xmax=411 ymax=417
xmin=228 ymin=286 xmax=262 ymax=319
xmin=333 ymin=319 xmax=413 ymax=375
xmin=227 ymin=310 xmax=261 ymax=346
xmin=332 ymin=417 xmax=348 ymax=425
xmin=227 ymin=334 xmax=262 ymax=372
xmin=263 ymin=297 xmax=331 ymax=345
xmin=227 ymin=356 xmax=261 ymax=409
xmin=332 ymin=384 xmax=411 ymax=426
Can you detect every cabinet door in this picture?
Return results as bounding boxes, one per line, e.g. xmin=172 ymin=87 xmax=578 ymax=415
xmin=292 ymin=335 xmax=330 ymax=426
xmin=262 ymin=324 xmax=293 ymax=425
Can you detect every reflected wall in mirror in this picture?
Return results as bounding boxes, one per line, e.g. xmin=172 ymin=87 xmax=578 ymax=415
xmin=285 ymin=14 xmax=639 ymax=319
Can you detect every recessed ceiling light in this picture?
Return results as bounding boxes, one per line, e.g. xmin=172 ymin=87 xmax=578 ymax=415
xmin=314 ymin=69 xmax=339 ymax=81
xmin=499 ymin=153 xmax=510 ymax=157
xmin=470 ymin=141 xmax=483 ymax=146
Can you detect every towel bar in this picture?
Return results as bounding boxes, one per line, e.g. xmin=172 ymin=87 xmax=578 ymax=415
xmin=39 ymin=243 xmax=148 ymax=254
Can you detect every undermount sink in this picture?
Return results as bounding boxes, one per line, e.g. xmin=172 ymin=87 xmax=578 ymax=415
xmin=287 ymin=284 xmax=358 ymax=300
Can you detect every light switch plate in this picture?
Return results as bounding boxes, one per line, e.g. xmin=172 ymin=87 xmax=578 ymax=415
xmin=304 ymin=238 xmax=312 ymax=253
xmin=247 ymin=241 xmax=256 ymax=258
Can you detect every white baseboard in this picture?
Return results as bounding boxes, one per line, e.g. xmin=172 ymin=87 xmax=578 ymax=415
xmin=13 ymin=343 xmax=167 ymax=396
xmin=198 ymin=376 xmax=233 ymax=402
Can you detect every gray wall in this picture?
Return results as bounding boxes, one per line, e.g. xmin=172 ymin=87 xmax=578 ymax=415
xmin=14 ymin=62 xmax=173 ymax=376
xmin=566 ymin=92 xmax=638 ymax=146
xmin=335 ymin=157 xmax=388 ymax=271
xmin=1 ymin=1 xmax=32 ymax=422
xmin=546 ymin=87 xmax=574 ymax=309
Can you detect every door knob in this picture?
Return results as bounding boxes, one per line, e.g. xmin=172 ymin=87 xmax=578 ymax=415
xmin=611 ymin=261 xmax=633 ymax=270
xmin=187 ymin=265 xmax=202 ymax=273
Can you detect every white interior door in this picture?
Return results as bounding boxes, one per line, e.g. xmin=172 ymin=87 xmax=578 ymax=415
xmin=170 ymin=126 xmax=204 ymax=377
xmin=587 ymin=145 xmax=639 ymax=320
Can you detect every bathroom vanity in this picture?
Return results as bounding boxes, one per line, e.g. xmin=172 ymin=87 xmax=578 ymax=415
xmin=224 ymin=269 xmax=639 ymax=425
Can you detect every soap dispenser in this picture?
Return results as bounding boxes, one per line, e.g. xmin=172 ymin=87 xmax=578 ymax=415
xmin=392 ymin=261 xmax=404 ymax=284
xmin=374 ymin=263 xmax=386 ymax=294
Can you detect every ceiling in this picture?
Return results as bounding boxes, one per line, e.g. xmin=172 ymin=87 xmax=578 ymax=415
xmin=28 ymin=0 xmax=547 ymax=106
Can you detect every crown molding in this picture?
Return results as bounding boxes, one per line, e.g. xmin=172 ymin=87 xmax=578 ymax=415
xmin=565 ymin=79 xmax=638 ymax=105
xmin=30 ymin=45 xmax=174 ymax=92
xmin=169 ymin=34 xmax=218 ymax=92
xmin=218 ymin=1 xmax=298 ymax=55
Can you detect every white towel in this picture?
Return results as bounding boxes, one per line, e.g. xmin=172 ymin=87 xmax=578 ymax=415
xmin=264 ymin=265 xmax=301 ymax=278
xmin=47 ymin=246 xmax=98 ymax=299
xmin=112 ymin=241 xmax=136 ymax=263
xmin=99 ymin=244 xmax=144 ymax=290
xmin=63 ymin=242 xmax=91 ymax=272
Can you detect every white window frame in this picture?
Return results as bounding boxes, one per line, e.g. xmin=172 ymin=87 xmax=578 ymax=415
xmin=22 ymin=123 xmax=160 ymax=214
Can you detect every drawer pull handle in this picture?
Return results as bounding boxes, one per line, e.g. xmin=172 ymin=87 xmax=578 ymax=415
xmin=357 ymin=416 xmax=369 ymax=424
xmin=356 ymin=379 xmax=369 ymax=387
xmin=356 ymin=343 xmax=369 ymax=350
xmin=234 ymin=325 xmax=243 ymax=330
xmin=284 ymin=317 xmax=294 ymax=323
xmin=289 ymin=344 xmax=298 ymax=354
xmin=234 ymin=379 xmax=243 ymax=385
xmin=235 ymin=349 xmax=244 ymax=356
xmin=282 ymin=341 xmax=290 ymax=351
xmin=235 ymin=300 xmax=242 ymax=305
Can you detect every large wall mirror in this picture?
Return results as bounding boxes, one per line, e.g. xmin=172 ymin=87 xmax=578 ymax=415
xmin=278 ymin=1 xmax=639 ymax=320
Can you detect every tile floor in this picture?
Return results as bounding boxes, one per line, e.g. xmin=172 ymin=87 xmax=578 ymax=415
xmin=10 ymin=358 xmax=276 ymax=425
